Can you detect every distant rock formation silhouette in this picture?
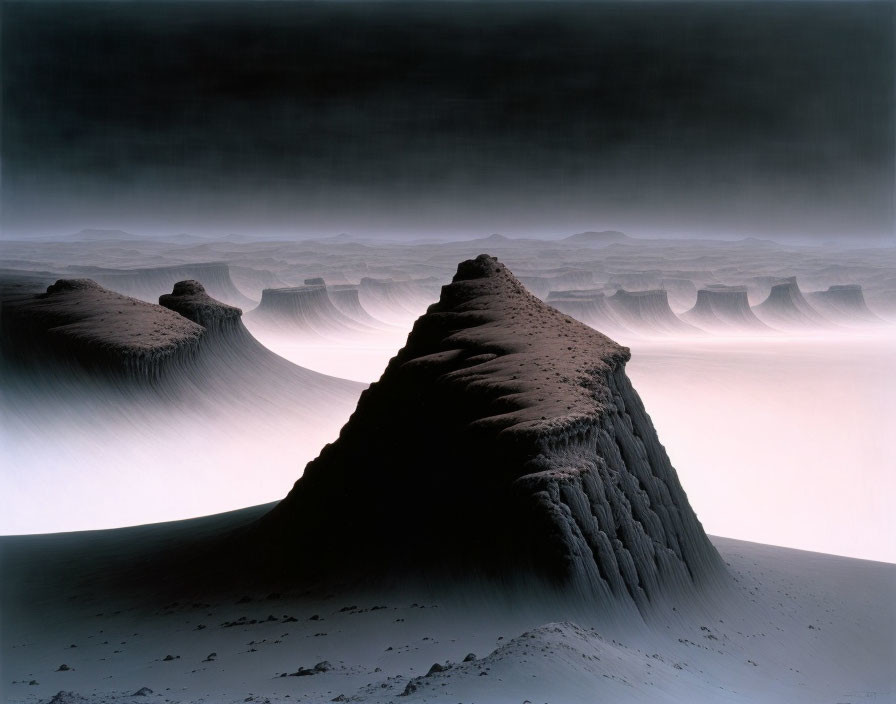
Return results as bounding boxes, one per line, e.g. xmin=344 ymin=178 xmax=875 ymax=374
xmin=807 ymin=285 xmax=881 ymax=324
xmin=546 ymin=290 xmax=631 ymax=338
xmin=607 ymin=289 xmax=703 ymax=336
xmin=608 ymin=271 xmax=663 ymax=292
xmin=358 ymin=277 xmax=435 ymax=324
xmin=248 ymin=283 xmax=373 ymax=337
xmin=682 ymin=285 xmax=772 ymax=333
xmin=562 ymin=230 xmax=630 ymax=246
xmin=261 ymin=255 xmax=725 ymax=604
xmin=327 ymin=284 xmax=394 ymax=328
xmin=66 ymin=262 xmax=253 ymax=308
xmin=228 ymin=266 xmax=289 ymax=301
xmin=660 ymin=278 xmax=698 ymax=312
xmin=517 ymin=269 xmax=596 ymax=299
xmin=752 ymin=277 xmax=827 ymax=328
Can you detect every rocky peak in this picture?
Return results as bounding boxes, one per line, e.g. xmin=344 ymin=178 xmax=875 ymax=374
xmin=262 ymin=255 xmax=725 ymax=604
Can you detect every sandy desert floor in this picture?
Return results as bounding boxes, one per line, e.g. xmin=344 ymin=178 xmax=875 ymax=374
xmin=1 ymin=512 xmax=893 ymax=704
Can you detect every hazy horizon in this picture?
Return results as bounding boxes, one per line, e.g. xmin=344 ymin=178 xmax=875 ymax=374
xmin=2 ymin=1 xmax=893 ymax=243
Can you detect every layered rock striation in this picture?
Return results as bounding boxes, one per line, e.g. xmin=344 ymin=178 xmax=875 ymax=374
xmin=807 ymin=284 xmax=881 ymax=323
xmin=248 ymin=283 xmax=372 ymax=336
xmin=682 ymin=285 xmax=772 ymax=332
xmin=159 ymin=279 xmax=242 ymax=333
xmin=327 ymin=284 xmax=394 ymax=328
xmin=1 ymin=279 xmax=204 ymax=380
xmin=546 ymin=291 xmax=631 ymax=338
xmin=752 ymin=277 xmax=827 ymax=328
xmin=67 ymin=262 xmax=254 ymax=308
xmin=607 ymin=289 xmax=702 ymax=336
xmin=262 ymin=256 xmax=725 ymax=604
xmin=358 ymin=277 xmax=435 ymax=324
xmin=1 ymin=279 xmax=363 ymax=410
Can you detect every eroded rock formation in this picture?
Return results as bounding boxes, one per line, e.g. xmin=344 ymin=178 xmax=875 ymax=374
xmin=67 ymin=262 xmax=253 ymax=308
xmin=808 ymin=284 xmax=880 ymax=323
xmin=263 ymin=255 xmax=725 ymax=604
xmin=607 ymin=289 xmax=702 ymax=336
xmin=683 ymin=285 xmax=771 ymax=332
xmin=753 ymin=277 xmax=827 ymax=328
xmin=546 ymin=291 xmax=630 ymax=337
xmin=249 ymin=283 xmax=368 ymax=335
xmin=159 ymin=280 xmax=242 ymax=333
xmin=1 ymin=279 xmax=203 ymax=379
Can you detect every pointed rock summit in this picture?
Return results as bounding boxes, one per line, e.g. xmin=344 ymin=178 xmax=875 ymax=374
xmin=263 ymin=255 xmax=725 ymax=604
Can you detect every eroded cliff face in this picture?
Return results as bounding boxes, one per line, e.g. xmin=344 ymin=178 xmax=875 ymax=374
xmin=1 ymin=279 xmax=204 ymax=380
xmin=753 ymin=277 xmax=827 ymax=327
xmin=808 ymin=284 xmax=880 ymax=323
xmin=264 ymin=255 xmax=725 ymax=604
xmin=249 ymin=284 xmax=367 ymax=335
xmin=607 ymin=288 xmax=701 ymax=335
xmin=159 ymin=279 xmax=243 ymax=334
xmin=683 ymin=285 xmax=771 ymax=331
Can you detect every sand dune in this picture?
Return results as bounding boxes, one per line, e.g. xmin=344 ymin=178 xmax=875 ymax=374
xmin=3 ymin=512 xmax=891 ymax=704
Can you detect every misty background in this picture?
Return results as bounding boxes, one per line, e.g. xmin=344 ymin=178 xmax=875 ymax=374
xmin=1 ymin=0 xmax=894 ymax=242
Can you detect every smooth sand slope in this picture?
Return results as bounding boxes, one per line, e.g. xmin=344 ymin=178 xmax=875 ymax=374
xmin=3 ymin=510 xmax=892 ymax=704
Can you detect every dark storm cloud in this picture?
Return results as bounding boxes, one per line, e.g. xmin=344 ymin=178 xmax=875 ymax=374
xmin=1 ymin=1 xmax=893 ymax=239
